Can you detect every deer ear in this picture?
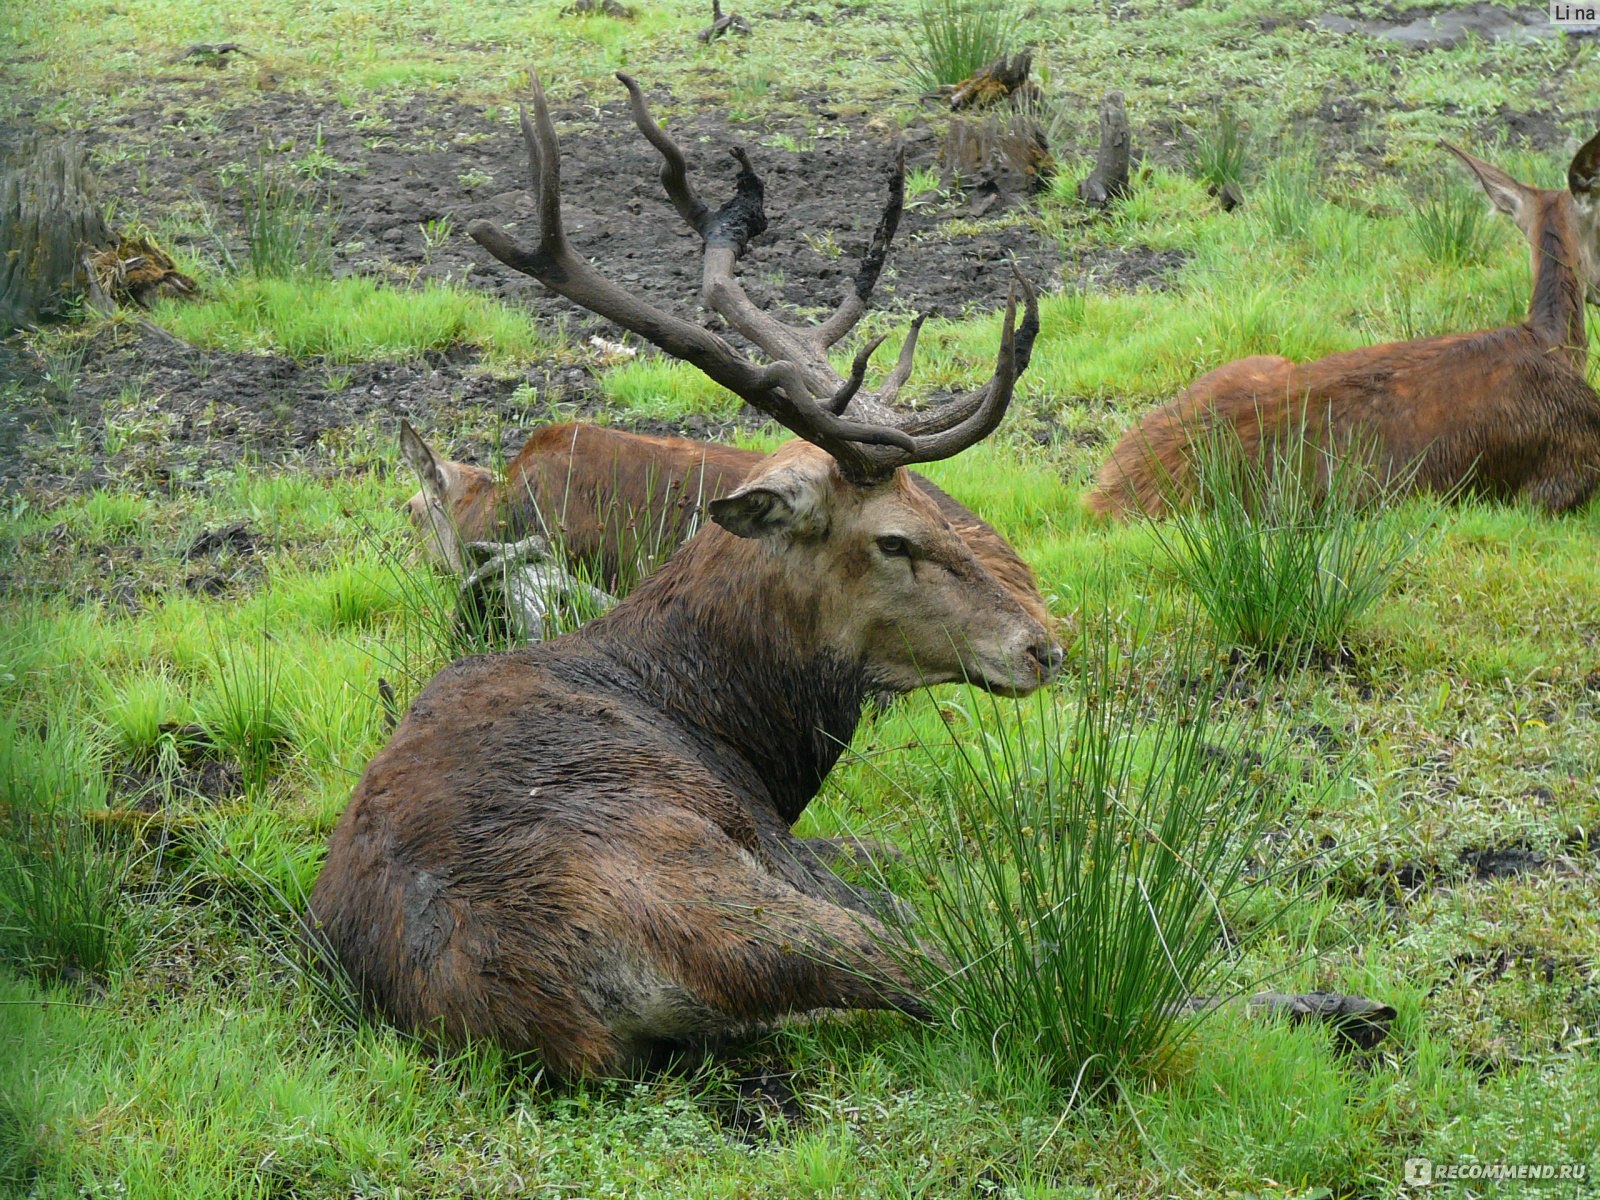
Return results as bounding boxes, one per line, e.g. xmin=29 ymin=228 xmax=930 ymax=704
xmin=400 ymin=420 xmax=450 ymax=499
xmin=709 ymin=468 xmax=828 ymax=540
xmin=1441 ymin=141 xmax=1535 ymax=231
xmin=399 ymin=421 xmax=467 ymax=571
xmin=1569 ymin=129 xmax=1600 ymax=203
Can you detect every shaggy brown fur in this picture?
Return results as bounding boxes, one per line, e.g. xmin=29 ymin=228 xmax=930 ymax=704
xmin=313 ymin=443 xmax=1062 ymax=1078
xmin=404 ymin=421 xmax=1054 ymax=632
xmin=1086 ymin=132 xmax=1600 ymax=519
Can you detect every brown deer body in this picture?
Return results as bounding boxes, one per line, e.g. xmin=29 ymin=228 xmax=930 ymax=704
xmin=311 ymin=74 xmax=1052 ymax=1076
xmin=403 ymin=420 xmax=1053 ymax=630
xmin=1086 ymin=133 xmax=1600 ymax=518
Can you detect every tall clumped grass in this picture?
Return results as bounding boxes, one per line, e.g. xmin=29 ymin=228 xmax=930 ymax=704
xmin=1408 ymin=179 xmax=1492 ymax=266
xmin=238 ymin=159 xmax=338 ymax=279
xmin=901 ymin=0 xmax=1021 ymax=92
xmin=1144 ymin=420 xmax=1442 ymax=660
xmin=0 ymin=715 xmax=152 ymax=985
xmin=867 ymin=602 xmax=1305 ymax=1100
xmin=1255 ymin=150 xmax=1319 ymax=239
xmin=1184 ymin=106 xmax=1253 ymax=196
xmin=197 ymin=637 xmax=291 ymax=788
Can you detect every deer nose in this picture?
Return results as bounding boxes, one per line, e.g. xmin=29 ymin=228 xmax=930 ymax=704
xmin=1029 ymin=640 xmax=1065 ymax=678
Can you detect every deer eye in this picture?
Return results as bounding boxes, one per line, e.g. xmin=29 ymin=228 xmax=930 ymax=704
xmin=876 ymin=535 xmax=912 ymax=558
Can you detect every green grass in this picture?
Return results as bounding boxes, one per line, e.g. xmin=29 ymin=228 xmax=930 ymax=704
xmin=1142 ymin=424 xmax=1444 ymax=660
xmin=2 ymin=0 xmax=1600 ymax=1194
xmin=1183 ymin=105 xmax=1253 ymax=195
xmin=234 ymin=160 xmax=339 ymax=279
xmin=152 ymin=275 xmax=558 ymax=365
xmin=899 ymin=0 xmax=1020 ymax=93
xmin=868 ymin=601 xmax=1311 ymax=1101
xmin=1409 ymin=177 xmax=1494 ymax=267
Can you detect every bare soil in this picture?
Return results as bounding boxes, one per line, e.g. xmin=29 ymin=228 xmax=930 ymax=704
xmin=3 ymin=84 xmax=1084 ymax=493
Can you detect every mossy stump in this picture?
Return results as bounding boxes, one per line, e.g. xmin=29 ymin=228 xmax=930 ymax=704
xmin=0 ymin=139 xmax=113 ymax=333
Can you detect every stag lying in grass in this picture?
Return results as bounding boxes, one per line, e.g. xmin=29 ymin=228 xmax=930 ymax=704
xmin=1086 ymin=132 xmax=1600 ymax=519
xmin=310 ymin=73 xmax=1052 ymax=1078
xmin=400 ymin=419 xmax=1053 ymax=634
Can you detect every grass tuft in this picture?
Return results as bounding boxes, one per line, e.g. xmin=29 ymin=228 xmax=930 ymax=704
xmin=197 ymin=637 xmax=291 ymax=787
xmin=900 ymin=0 xmax=1020 ymax=92
xmin=868 ymin=601 xmax=1303 ymax=1099
xmin=0 ymin=716 xmax=149 ymax=985
xmin=232 ymin=159 xmax=339 ymax=279
xmin=1144 ymin=421 xmax=1442 ymax=659
xmin=1184 ymin=106 xmax=1252 ymax=196
xmin=1255 ymin=150 xmax=1319 ymax=239
xmin=1408 ymin=180 xmax=1492 ymax=266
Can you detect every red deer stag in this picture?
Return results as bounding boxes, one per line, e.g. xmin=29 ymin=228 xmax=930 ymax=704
xmin=400 ymin=419 xmax=1053 ymax=632
xmin=309 ymin=74 xmax=1053 ymax=1078
xmin=1086 ymin=132 xmax=1600 ymax=519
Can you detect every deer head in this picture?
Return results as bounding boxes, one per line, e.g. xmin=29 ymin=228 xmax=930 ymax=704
xmin=1443 ymin=129 xmax=1600 ymax=308
xmin=464 ymin=73 xmax=1055 ymax=694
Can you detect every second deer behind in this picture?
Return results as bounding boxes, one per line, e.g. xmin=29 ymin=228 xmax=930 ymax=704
xmin=1087 ymin=132 xmax=1600 ymax=519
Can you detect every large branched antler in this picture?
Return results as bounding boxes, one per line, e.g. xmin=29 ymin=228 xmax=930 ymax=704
xmin=467 ymin=72 xmax=1039 ymax=482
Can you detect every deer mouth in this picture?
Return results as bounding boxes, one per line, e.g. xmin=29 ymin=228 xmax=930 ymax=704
xmin=969 ymin=639 xmax=1064 ymax=697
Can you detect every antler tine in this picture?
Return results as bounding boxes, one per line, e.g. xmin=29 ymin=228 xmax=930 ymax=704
xmin=811 ymin=149 xmax=907 ymax=351
xmin=825 ymin=332 xmax=890 ymax=415
xmin=865 ymin=268 xmax=1039 ymax=468
xmin=524 ymin=79 xmax=564 ymax=258
xmin=617 ymin=74 xmax=818 ymax=366
xmin=470 ymin=75 xmax=778 ymax=407
xmin=874 ymin=311 xmax=929 ymax=409
xmin=616 ymin=72 xmax=711 ymax=236
xmin=471 ymin=73 xmax=1008 ymax=485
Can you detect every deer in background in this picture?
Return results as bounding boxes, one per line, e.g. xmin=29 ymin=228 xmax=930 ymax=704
xmin=310 ymin=73 xmax=1055 ymax=1077
xmin=1086 ymin=131 xmax=1600 ymax=519
xmin=400 ymin=419 xmax=1054 ymax=634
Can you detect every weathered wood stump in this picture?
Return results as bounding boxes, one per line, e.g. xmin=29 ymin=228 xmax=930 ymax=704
xmin=0 ymin=139 xmax=113 ymax=333
xmin=949 ymin=51 xmax=1034 ymax=111
xmin=1077 ymin=91 xmax=1132 ymax=208
xmin=698 ymin=0 xmax=751 ymax=42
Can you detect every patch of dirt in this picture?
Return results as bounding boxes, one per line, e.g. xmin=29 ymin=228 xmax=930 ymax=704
xmin=1458 ymin=843 xmax=1548 ymax=879
xmin=111 ymin=725 xmax=246 ymax=810
xmin=1067 ymin=245 xmax=1187 ymax=293
xmin=185 ymin=520 xmax=259 ymax=559
xmin=2 ymin=85 xmax=1071 ymax=494
xmin=87 ymin=87 xmax=1062 ymax=327
xmin=711 ymin=1068 xmax=808 ymax=1144
xmin=1313 ymin=3 xmax=1579 ymax=50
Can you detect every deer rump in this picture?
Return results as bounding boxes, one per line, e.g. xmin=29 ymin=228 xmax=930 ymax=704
xmin=409 ymin=420 xmax=1051 ymax=631
xmin=1087 ymin=131 xmax=1600 ymax=519
xmin=311 ymin=72 xmax=1058 ymax=1079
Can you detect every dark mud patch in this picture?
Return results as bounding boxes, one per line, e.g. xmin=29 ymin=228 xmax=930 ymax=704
xmin=4 ymin=85 xmax=1069 ymax=493
xmin=1459 ymin=842 xmax=1547 ymax=879
xmin=1313 ymin=3 xmax=1579 ymax=50
xmin=1067 ymin=244 xmax=1188 ymax=293
xmin=111 ymin=725 xmax=246 ymax=811
xmin=85 ymin=87 xmax=1062 ymax=330
xmin=185 ymin=520 xmax=259 ymax=559
xmin=709 ymin=1067 xmax=808 ymax=1145
xmin=183 ymin=521 xmax=265 ymax=597
xmin=0 ymin=323 xmax=775 ymax=494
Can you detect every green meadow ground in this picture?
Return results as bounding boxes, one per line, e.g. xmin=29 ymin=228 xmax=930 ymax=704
xmin=3 ymin=0 xmax=1600 ymax=1196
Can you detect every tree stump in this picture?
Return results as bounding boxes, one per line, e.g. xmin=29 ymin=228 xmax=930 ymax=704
xmin=0 ymin=139 xmax=114 ymax=333
xmin=698 ymin=0 xmax=751 ymax=42
xmin=1077 ymin=91 xmax=1132 ymax=208
xmin=949 ymin=52 xmax=1034 ymax=111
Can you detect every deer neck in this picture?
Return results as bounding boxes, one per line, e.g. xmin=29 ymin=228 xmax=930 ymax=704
xmin=1526 ymin=199 xmax=1588 ymax=370
xmin=580 ymin=531 xmax=867 ymax=826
